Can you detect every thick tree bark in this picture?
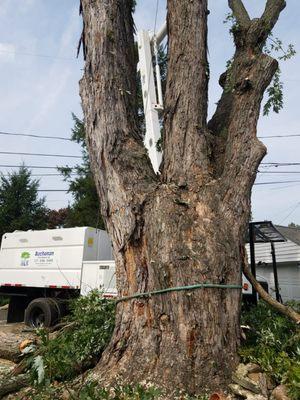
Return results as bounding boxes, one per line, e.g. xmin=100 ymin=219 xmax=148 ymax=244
xmin=162 ymin=0 xmax=210 ymax=185
xmin=80 ymin=0 xmax=286 ymax=396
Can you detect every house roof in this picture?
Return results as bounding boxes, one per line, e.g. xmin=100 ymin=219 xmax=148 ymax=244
xmin=245 ymin=224 xmax=300 ymax=264
xmin=275 ymin=225 xmax=300 ymax=246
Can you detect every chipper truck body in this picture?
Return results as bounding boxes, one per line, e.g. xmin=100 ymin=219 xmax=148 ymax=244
xmin=0 ymin=227 xmax=116 ymax=327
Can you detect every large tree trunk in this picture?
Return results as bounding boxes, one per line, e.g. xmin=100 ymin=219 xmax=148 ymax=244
xmin=79 ymin=0 xmax=286 ymax=395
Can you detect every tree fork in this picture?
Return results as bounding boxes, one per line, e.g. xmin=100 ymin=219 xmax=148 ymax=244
xmin=80 ymin=0 xmax=287 ymax=396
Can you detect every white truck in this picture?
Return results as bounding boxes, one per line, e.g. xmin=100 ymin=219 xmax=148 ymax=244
xmin=0 ymin=226 xmax=265 ymax=327
xmin=0 ymin=227 xmax=116 ymax=327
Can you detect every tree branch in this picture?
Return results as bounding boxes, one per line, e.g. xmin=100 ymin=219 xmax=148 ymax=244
xmin=209 ymin=0 xmax=286 ymax=207
xmin=80 ymin=1 xmax=158 ymax=249
xmin=162 ymin=0 xmax=210 ymax=186
xmin=243 ymin=261 xmax=300 ymax=325
xmin=260 ymin=0 xmax=286 ymax=34
xmin=228 ymin=0 xmax=251 ymax=28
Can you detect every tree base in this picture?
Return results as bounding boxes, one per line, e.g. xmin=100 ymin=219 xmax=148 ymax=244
xmin=92 ymin=301 xmax=240 ymax=397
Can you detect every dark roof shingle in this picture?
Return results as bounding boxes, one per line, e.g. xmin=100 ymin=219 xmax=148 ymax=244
xmin=275 ymin=225 xmax=300 ymax=246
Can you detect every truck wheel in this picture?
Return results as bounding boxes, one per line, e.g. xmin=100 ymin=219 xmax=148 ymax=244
xmin=24 ymin=298 xmax=59 ymax=328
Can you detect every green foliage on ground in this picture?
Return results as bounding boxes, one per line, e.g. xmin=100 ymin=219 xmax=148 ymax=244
xmin=0 ymin=165 xmax=47 ymax=239
xmin=28 ymin=295 xmax=300 ymax=399
xmin=30 ymin=381 xmax=209 ymax=400
xmin=76 ymin=382 xmax=209 ymax=400
xmin=77 ymin=382 xmax=162 ymax=400
xmin=29 ymin=291 xmax=115 ymax=384
xmin=240 ymin=301 xmax=300 ymax=400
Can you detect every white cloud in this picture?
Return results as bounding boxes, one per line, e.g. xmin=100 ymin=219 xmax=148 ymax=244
xmin=0 ymin=42 xmax=15 ymax=62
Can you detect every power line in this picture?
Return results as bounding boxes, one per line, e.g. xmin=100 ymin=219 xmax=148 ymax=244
xmin=2 ymin=129 xmax=300 ymax=142
xmin=0 ymin=151 xmax=81 ymax=159
xmin=255 ymin=180 xmax=300 ymax=185
xmin=1 ymin=173 xmax=77 ymax=177
xmin=33 ymin=181 xmax=300 ymax=190
xmin=259 ymin=134 xmax=300 ymax=138
xmin=0 ymin=165 xmax=76 ymax=169
xmin=38 ymin=190 xmax=68 ymax=192
xmin=279 ymin=202 xmax=300 ymax=224
xmin=258 ymin=171 xmax=300 ymax=174
xmin=0 ymin=131 xmax=71 ymax=141
xmin=261 ymin=163 xmax=300 ymax=167
xmin=271 ymin=201 xmax=300 ymax=219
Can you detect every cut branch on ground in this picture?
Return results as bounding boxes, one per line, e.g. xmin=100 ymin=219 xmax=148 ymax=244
xmin=243 ymin=261 xmax=300 ymax=324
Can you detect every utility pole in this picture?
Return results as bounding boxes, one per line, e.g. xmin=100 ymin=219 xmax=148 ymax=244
xmin=271 ymin=242 xmax=282 ymax=303
xmin=249 ymin=222 xmax=257 ymax=305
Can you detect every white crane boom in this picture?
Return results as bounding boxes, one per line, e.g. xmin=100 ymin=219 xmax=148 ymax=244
xmin=137 ymin=22 xmax=167 ymax=173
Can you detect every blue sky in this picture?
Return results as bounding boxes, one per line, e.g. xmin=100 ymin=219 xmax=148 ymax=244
xmin=0 ymin=0 xmax=299 ymax=225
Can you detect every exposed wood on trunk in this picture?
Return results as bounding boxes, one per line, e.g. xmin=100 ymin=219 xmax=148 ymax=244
xmin=243 ymin=260 xmax=300 ymax=324
xmin=80 ymin=0 xmax=287 ymax=396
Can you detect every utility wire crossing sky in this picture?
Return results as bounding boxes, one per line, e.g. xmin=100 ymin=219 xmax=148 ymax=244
xmin=0 ymin=0 xmax=299 ymax=222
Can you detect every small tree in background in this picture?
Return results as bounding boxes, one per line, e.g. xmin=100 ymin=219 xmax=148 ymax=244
xmin=288 ymin=222 xmax=300 ymax=229
xmin=59 ymin=114 xmax=104 ymax=229
xmin=0 ymin=166 xmax=47 ymax=239
xmin=46 ymin=208 xmax=69 ymax=229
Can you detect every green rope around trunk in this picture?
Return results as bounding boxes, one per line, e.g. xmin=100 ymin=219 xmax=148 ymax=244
xmin=116 ymin=283 xmax=242 ymax=303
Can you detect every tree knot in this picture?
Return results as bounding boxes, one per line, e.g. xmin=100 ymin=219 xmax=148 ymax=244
xmin=234 ymin=77 xmax=253 ymax=94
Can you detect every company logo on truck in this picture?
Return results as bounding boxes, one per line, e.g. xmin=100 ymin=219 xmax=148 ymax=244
xmin=35 ymin=251 xmax=54 ymax=257
xmin=34 ymin=250 xmax=55 ymax=266
xmin=21 ymin=251 xmax=30 ymax=266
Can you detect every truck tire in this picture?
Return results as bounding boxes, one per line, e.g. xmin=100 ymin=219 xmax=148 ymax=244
xmin=24 ymin=298 xmax=59 ymax=328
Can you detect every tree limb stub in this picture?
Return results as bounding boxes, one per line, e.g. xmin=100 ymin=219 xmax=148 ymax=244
xmin=228 ymin=0 xmax=251 ymax=28
xmin=162 ymin=0 xmax=210 ymax=186
xmin=0 ymin=330 xmax=35 ymax=363
xmin=243 ymin=0 xmax=287 ymax=49
xmin=208 ymin=0 xmax=285 ymax=190
xmin=243 ymin=261 xmax=300 ymax=325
